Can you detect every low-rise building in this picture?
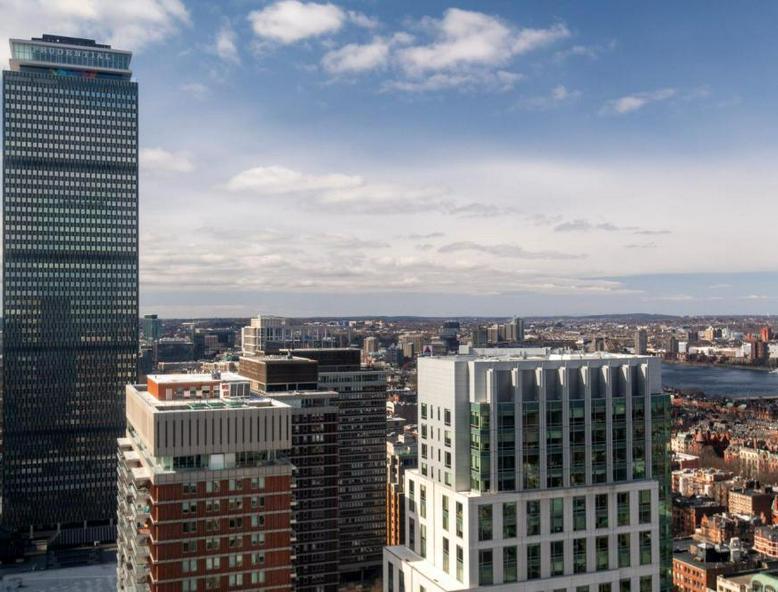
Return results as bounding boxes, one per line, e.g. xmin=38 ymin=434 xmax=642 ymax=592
xmin=755 ymin=526 xmax=778 ymax=558
xmin=729 ymin=488 xmax=775 ymax=521
xmin=673 ymin=497 xmax=726 ymax=537
xmin=698 ymin=513 xmax=759 ymax=546
xmin=673 ymin=542 xmax=756 ymax=592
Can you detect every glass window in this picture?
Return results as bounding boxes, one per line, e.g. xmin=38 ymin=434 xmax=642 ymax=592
xmin=617 ymin=492 xmax=630 ymax=526
xmin=527 ymin=543 xmax=541 ymax=580
xmin=550 ymin=540 xmax=564 ymax=576
xmin=478 ymin=505 xmax=492 ymax=541
xmin=596 ymin=494 xmax=609 ymax=528
xmin=388 ymin=562 xmax=394 ymax=592
xmin=478 ymin=549 xmax=493 ymax=586
xmin=503 ymin=502 xmax=517 ymax=538
xmin=527 ymin=500 xmax=540 ymax=536
xmin=456 ymin=546 xmax=464 ymax=582
xmin=640 ymin=576 xmax=652 ymax=592
xmin=574 ymin=538 xmax=587 ymax=574
xmin=503 ymin=546 xmax=517 ymax=583
xmin=420 ymin=524 xmax=427 ymax=558
xmin=621 ymin=579 xmax=632 ymax=592
xmin=420 ymin=485 xmax=427 ymax=518
xmin=550 ymin=498 xmax=564 ymax=533
xmin=456 ymin=502 xmax=463 ymax=537
xmin=442 ymin=537 xmax=450 ymax=572
xmin=600 ymin=584 xmax=612 ymax=592
xmin=640 ymin=531 xmax=652 ymax=565
xmin=639 ymin=490 xmax=651 ymax=524
xmin=573 ymin=496 xmax=587 ymax=531
xmin=442 ymin=495 xmax=449 ymax=531
xmin=618 ymin=533 xmax=631 ymax=568
xmin=596 ymin=535 xmax=609 ymax=571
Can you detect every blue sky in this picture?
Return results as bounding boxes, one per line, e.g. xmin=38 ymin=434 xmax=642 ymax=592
xmin=3 ymin=1 xmax=778 ymax=317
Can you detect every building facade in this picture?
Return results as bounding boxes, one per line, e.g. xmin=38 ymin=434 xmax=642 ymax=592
xmin=117 ymin=373 xmax=294 ymax=592
xmin=240 ymin=355 xmax=341 ymax=592
xmin=2 ymin=34 xmax=138 ymax=545
xmin=289 ymin=348 xmax=387 ymax=582
xmin=387 ymin=436 xmax=419 ymax=546
xmin=385 ymin=352 xmax=672 ymax=592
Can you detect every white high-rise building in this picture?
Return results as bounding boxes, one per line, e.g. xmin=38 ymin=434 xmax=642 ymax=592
xmin=384 ymin=352 xmax=671 ymax=592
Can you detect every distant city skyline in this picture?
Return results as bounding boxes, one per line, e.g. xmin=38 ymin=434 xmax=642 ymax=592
xmin=2 ymin=1 xmax=778 ymax=317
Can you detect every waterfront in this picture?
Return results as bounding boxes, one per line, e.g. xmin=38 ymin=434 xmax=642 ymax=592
xmin=662 ymin=362 xmax=778 ymax=398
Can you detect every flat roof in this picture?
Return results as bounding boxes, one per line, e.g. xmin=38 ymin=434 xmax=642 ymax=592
xmin=147 ymin=372 xmax=248 ymax=385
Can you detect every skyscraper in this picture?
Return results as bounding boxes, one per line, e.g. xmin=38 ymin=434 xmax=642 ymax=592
xmin=240 ymin=355 xmax=341 ymax=592
xmin=288 ymin=348 xmax=387 ymax=582
xmin=142 ymin=314 xmax=162 ymax=342
xmin=2 ymin=34 xmax=138 ymax=545
xmin=635 ymin=328 xmax=649 ymax=355
xmin=118 ymin=373 xmax=294 ymax=592
xmin=385 ymin=352 xmax=671 ymax=592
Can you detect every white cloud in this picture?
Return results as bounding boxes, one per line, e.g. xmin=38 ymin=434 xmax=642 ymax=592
xmin=226 ymin=165 xmax=362 ymax=193
xmin=0 ymin=0 xmax=189 ymax=64
xmin=214 ymin=24 xmax=240 ymax=64
xmin=224 ymin=164 xmax=523 ymax=217
xmin=384 ymin=70 xmax=523 ymax=93
xmin=322 ymin=38 xmax=390 ymax=74
xmin=438 ymin=241 xmax=584 ymax=260
xmin=396 ymin=9 xmax=569 ymax=74
xmin=602 ymin=88 xmax=676 ymax=115
xmin=248 ymin=1 xmax=345 ymax=44
xmin=516 ymin=84 xmax=581 ymax=110
xmin=346 ymin=11 xmax=379 ymax=30
xmin=552 ymin=218 xmax=669 ymax=235
xmin=180 ymin=82 xmax=209 ymax=99
xmin=140 ymin=147 xmax=195 ymax=173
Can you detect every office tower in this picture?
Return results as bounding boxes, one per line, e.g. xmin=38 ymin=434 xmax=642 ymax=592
xmin=387 ymin=434 xmax=418 ymax=546
xmin=118 ymin=373 xmax=294 ymax=592
xmin=385 ymin=352 xmax=671 ymax=592
xmin=143 ymin=314 xmax=162 ymax=342
xmin=241 ymin=355 xmax=340 ymax=592
xmin=439 ymin=321 xmax=460 ymax=352
xmin=634 ymin=330 xmax=647 ymax=355
xmin=2 ymin=34 xmax=138 ymax=546
xmin=289 ymin=349 xmax=387 ymax=582
xmin=508 ymin=317 xmax=525 ymax=343
xmin=471 ymin=327 xmax=489 ymax=348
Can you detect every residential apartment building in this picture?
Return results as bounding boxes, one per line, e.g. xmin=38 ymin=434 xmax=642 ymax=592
xmin=754 ymin=526 xmax=778 ymax=558
xmin=288 ymin=348 xmax=387 ymax=581
xmin=385 ymin=352 xmax=672 ymax=592
xmin=2 ymin=33 xmax=138 ymax=547
xmin=117 ymin=373 xmax=294 ymax=592
xmin=240 ymin=355 xmax=340 ymax=592
xmin=728 ymin=488 xmax=775 ymax=519
xmin=673 ymin=542 xmax=758 ymax=592
xmin=387 ymin=435 xmax=419 ymax=546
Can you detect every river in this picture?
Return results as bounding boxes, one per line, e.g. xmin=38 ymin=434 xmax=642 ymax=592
xmin=662 ymin=362 xmax=778 ymax=398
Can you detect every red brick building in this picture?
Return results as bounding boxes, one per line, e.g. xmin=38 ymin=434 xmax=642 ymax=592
xmin=117 ymin=373 xmax=294 ymax=592
xmin=755 ymin=525 xmax=778 ymax=558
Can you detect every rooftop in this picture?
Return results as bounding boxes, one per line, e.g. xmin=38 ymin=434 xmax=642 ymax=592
xmin=9 ymin=34 xmax=131 ymax=77
xmin=147 ymin=372 xmax=247 ymax=385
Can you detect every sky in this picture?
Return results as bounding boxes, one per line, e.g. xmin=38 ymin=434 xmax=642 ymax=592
xmin=2 ymin=0 xmax=778 ymax=317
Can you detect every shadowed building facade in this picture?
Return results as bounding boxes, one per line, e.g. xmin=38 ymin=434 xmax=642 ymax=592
xmin=2 ymin=34 xmax=138 ymax=546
